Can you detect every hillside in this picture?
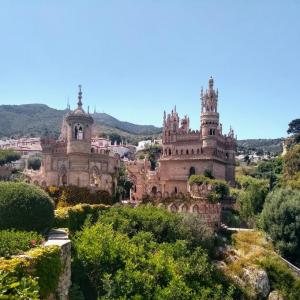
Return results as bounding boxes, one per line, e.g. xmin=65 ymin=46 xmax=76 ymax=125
xmin=237 ymin=138 xmax=284 ymax=154
xmin=0 ymin=104 xmax=162 ymax=142
xmin=0 ymin=104 xmax=285 ymax=152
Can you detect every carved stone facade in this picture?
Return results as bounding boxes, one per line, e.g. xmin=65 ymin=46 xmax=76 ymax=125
xmin=127 ymin=77 xmax=236 ymax=200
xmin=27 ymin=86 xmax=120 ymax=195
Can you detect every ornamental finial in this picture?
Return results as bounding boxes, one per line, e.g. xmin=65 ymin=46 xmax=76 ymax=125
xmin=77 ymin=84 xmax=83 ymax=108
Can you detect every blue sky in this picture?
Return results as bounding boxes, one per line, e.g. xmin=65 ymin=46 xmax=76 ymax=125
xmin=0 ymin=1 xmax=299 ymax=139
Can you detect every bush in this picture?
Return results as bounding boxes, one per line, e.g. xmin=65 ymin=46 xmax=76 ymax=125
xmin=0 ymin=270 xmax=40 ymax=299
xmin=99 ymin=205 xmax=189 ymax=243
xmin=260 ymin=256 xmax=300 ymax=299
xmin=0 ymin=229 xmax=43 ymax=258
xmin=54 ymin=204 xmax=110 ymax=233
xmin=260 ymin=188 xmax=300 ymax=264
xmin=0 ymin=182 xmax=54 ymax=233
xmin=27 ymin=156 xmax=41 ymax=170
xmin=47 ymin=185 xmax=114 ymax=207
xmin=189 ymin=175 xmax=229 ymax=202
xmin=0 ymin=245 xmax=61 ymax=299
xmin=73 ymin=222 xmax=235 ymax=299
xmin=0 ymin=149 xmax=21 ymax=166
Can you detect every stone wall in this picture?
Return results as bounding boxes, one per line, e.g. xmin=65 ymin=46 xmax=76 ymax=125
xmin=45 ymin=229 xmax=71 ymax=300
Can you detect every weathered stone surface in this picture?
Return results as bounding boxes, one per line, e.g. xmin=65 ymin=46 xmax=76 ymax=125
xmin=268 ymin=290 xmax=283 ymax=300
xmin=242 ymin=267 xmax=270 ymax=298
xmin=46 ymin=228 xmax=71 ymax=300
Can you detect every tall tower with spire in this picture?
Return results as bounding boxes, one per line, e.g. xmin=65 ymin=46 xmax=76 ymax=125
xmin=66 ymin=85 xmax=94 ymax=154
xmin=200 ymin=77 xmax=220 ymax=138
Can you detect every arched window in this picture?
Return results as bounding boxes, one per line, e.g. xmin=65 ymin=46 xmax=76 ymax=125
xmin=186 ymin=149 xmax=189 ymax=155
xmin=197 ymin=149 xmax=200 ymax=154
xmin=191 ymin=149 xmax=194 ymax=155
xmin=192 ymin=205 xmax=199 ymax=213
xmin=189 ymin=166 xmax=196 ymax=177
xmin=151 ymin=186 xmax=157 ymax=195
xmin=174 ymin=187 xmax=178 ymax=194
xmin=169 ymin=149 xmax=171 ymax=155
xmin=74 ymin=124 xmax=84 ymax=140
xmin=61 ymin=174 xmax=67 ymax=186
xmin=181 ymin=149 xmax=183 ymax=155
xmin=176 ymin=150 xmax=178 ymax=155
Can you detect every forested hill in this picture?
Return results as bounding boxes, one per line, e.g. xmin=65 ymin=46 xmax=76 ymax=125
xmin=0 ymin=104 xmax=162 ymax=139
xmin=0 ymin=104 xmax=284 ymax=152
xmin=237 ymin=138 xmax=284 ymax=154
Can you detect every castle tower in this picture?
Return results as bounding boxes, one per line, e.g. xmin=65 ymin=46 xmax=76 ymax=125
xmin=66 ymin=85 xmax=94 ymax=154
xmin=200 ymin=77 xmax=220 ymax=138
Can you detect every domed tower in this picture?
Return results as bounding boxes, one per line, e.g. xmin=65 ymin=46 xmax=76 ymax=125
xmin=200 ymin=77 xmax=219 ymax=136
xmin=66 ymin=85 xmax=94 ymax=154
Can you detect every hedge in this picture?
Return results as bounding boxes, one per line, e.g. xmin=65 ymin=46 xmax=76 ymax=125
xmin=0 ymin=229 xmax=43 ymax=258
xmin=0 ymin=182 xmax=54 ymax=233
xmin=54 ymin=203 xmax=110 ymax=233
xmin=0 ymin=245 xmax=61 ymax=299
xmin=188 ymin=175 xmax=229 ymax=202
xmin=46 ymin=185 xmax=114 ymax=207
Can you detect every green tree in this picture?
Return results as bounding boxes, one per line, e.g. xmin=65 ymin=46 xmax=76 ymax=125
xmin=260 ymin=188 xmax=300 ymax=265
xmin=0 ymin=149 xmax=21 ymax=166
xmin=27 ymin=156 xmax=42 ymax=170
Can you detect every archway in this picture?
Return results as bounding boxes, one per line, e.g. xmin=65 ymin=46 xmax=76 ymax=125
xmin=189 ymin=166 xmax=196 ymax=177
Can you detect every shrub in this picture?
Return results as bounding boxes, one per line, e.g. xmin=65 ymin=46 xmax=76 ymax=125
xmin=99 ymin=205 xmax=189 ymax=243
xmin=73 ymin=222 xmax=235 ymax=299
xmin=0 ymin=245 xmax=61 ymax=299
xmin=0 ymin=229 xmax=43 ymax=258
xmin=0 ymin=270 xmax=40 ymax=299
xmin=54 ymin=204 xmax=110 ymax=233
xmin=0 ymin=182 xmax=54 ymax=233
xmin=189 ymin=175 xmax=229 ymax=202
xmin=260 ymin=188 xmax=300 ymax=264
xmin=27 ymin=156 xmax=41 ymax=170
xmin=260 ymin=256 xmax=300 ymax=299
xmin=49 ymin=186 xmax=114 ymax=207
xmin=0 ymin=149 xmax=21 ymax=166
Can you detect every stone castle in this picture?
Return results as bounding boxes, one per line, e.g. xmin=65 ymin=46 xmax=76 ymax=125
xmin=27 ymin=86 xmax=120 ymax=194
xmin=127 ymin=77 xmax=236 ymax=200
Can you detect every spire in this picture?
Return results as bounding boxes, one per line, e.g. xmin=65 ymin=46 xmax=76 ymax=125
xmin=94 ymin=106 xmax=96 ymax=114
xmin=77 ymin=85 xmax=83 ymax=108
xmin=208 ymin=76 xmax=214 ymax=89
xmin=67 ymin=97 xmax=70 ymax=111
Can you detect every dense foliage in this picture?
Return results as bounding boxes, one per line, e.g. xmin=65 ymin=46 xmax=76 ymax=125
xmin=260 ymin=256 xmax=300 ymax=300
xmin=73 ymin=205 xmax=236 ymax=299
xmin=46 ymin=185 xmax=114 ymax=207
xmin=0 ymin=245 xmax=61 ymax=299
xmin=27 ymin=155 xmax=41 ymax=170
xmin=0 ymin=270 xmax=40 ymax=299
xmin=0 ymin=149 xmax=21 ymax=166
xmin=282 ymin=144 xmax=300 ymax=188
xmin=0 ymin=182 xmax=54 ymax=233
xmin=260 ymin=188 xmax=300 ymax=265
xmin=189 ymin=175 xmax=229 ymax=202
xmin=54 ymin=203 xmax=110 ymax=233
xmin=116 ymin=162 xmax=132 ymax=200
xmin=0 ymin=229 xmax=43 ymax=258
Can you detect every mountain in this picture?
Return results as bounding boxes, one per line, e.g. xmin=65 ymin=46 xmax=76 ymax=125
xmin=0 ymin=104 xmax=162 ymax=141
xmin=0 ymin=104 xmax=284 ymax=152
xmin=237 ymin=138 xmax=284 ymax=154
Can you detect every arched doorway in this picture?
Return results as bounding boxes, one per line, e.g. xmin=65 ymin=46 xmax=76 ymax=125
xmin=189 ymin=166 xmax=196 ymax=177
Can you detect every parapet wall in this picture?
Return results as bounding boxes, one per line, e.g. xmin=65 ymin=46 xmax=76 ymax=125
xmin=45 ymin=229 xmax=71 ymax=300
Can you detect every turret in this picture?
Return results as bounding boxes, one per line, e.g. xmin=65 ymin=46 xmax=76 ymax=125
xmin=200 ymin=77 xmax=220 ymax=138
xmin=66 ymin=85 xmax=94 ymax=154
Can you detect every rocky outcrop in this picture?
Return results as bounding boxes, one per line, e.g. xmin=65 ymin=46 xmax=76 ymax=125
xmin=268 ymin=290 xmax=283 ymax=300
xmin=242 ymin=266 xmax=270 ymax=298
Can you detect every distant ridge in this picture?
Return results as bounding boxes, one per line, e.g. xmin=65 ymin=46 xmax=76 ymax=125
xmin=0 ymin=104 xmax=283 ymax=153
xmin=0 ymin=103 xmax=162 ymax=139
